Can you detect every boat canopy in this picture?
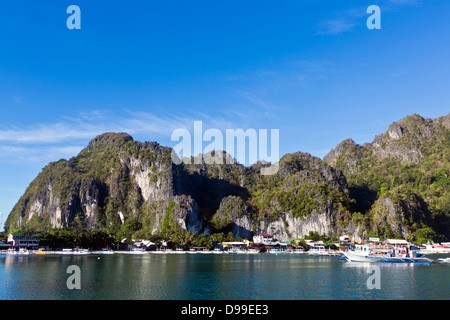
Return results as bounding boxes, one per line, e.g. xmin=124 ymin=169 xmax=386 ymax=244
xmin=386 ymin=239 xmax=409 ymax=245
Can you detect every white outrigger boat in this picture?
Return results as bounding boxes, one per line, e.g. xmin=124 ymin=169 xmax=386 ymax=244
xmin=73 ymin=249 xmax=91 ymax=255
xmin=60 ymin=248 xmax=91 ymax=255
xmin=129 ymin=248 xmax=148 ymax=254
xmin=343 ymin=244 xmax=433 ymax=263
xmin=96 ymin=249 xmax=115 ymax=254
xmin=6 ymin=248 xmax=30 ymax=255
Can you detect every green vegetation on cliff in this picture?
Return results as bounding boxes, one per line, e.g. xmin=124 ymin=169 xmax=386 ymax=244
xmin=324 ymin=113 xmax=450 ymax=242
xmin=5 ymin=113 xmax=450 ymax=244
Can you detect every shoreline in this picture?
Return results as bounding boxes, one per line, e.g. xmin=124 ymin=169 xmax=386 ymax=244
xmin=1 ymin=249 xmax=449 ymax=257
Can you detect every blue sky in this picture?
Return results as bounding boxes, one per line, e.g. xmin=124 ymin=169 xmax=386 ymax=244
xmin=1 ymin=0 xmax=450 ymax=225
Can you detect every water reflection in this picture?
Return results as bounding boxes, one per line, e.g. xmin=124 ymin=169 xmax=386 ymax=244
xmin=0 ymin=254 xmax=448 ymax=300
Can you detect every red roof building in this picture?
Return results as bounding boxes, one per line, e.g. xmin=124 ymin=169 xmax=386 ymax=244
xmin=253 ymin=233 xmax=274 ymax=245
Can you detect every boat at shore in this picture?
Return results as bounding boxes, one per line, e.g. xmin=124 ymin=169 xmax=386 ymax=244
xmin=73 ymin=249 xmax=91 ymax=255
xmin=419 ymin=243 xmax=450 ymax=254
xmin=6 ymin=248 xmax=30 ymax=255
xmin=129 ymin=248 xmax=149 ymax=254
xmin=343 ymin=244 xmax=433 ymax=263
xmin=57 ymin=248 xmax=91 ymax=255
xmin=101 ymin=250 xmax=115 ymax=254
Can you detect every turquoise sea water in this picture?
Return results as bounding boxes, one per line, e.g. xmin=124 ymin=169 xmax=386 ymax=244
xmin=0 ymin=253 xmax=448 ymax=300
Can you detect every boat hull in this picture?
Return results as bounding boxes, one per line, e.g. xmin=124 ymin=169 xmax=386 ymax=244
xmin=343 ymin=251 xmax=385 ymax=262
xmin=343 ymin=251 xmax=433 ymax=263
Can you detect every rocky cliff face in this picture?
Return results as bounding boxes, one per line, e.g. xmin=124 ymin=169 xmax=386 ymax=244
xmin=325 ymin=113 xmax=450 ymax=169
xmin=6 ymin=132 xmax=356 ymax=242
xmin=6 ymin=113 xmax=449 ymax=243
xmin=324 ymin=113 xmax=450 ymax=241
xmin=199 ymin=152 xmax=357 ymax=241
xmin=6 ymin=133 xmax=183 ymax=234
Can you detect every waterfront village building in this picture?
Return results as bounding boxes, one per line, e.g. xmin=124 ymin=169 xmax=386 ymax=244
xmin=222 ymin=241 xmax=250 ymax=250
xmin=250 ymin=234 xmax=292 ymax=251
xmin=133 ymin=239 xmax=158 ymax=251
xmin=0 ymin=240 xmax=12 ymax=250
xmin=252 ymin=233 xmax=274 ymax=245
xmin=305 ymin=240 xmax=324 ymax=249
xmin=7 ymin=234 xmax=39 ymax=249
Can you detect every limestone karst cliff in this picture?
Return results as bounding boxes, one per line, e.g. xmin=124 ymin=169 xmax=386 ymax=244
xmin=323 ymin=113 xmax=450 ymax=241
xmin=5 ymin=113 xmax=450 ymax=243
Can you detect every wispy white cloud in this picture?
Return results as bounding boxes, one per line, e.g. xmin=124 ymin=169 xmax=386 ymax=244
xmin=0 ymin=111 xmax=197 ymax=145
xmin=0 ymin=123 xmax=97 ymax=144
xmin=235 ymin=91 xmax=280 ymax=115
xmin=0 ymin=145 xmax=27 ymax=157
xmin=315 ymin=6 xmax=366 ymax=35
xmin=222 ymin=58 xmax=335 ymax=95
xmin=316 ymin=17 xmax=357 ymax=35
xmin=0 ymin=144 xmax=85 ymax=163
xmin=315 ymin=0 xmax=421 ymax=35
xmin=0 ymin=108 xmax=244 ymax=163
xmin=0 ymin=59 xmax=338 ymax=165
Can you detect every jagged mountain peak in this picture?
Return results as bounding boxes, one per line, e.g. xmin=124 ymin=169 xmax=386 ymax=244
xmin=322 ymin=112 xmax=449 ymax=241
xmin=80 ymin=132 xmax=134 ymax=155
xmin=6 ymin=133 xmax=358 ymax=242
xmin=5 ymin=112 xmax=449 ymax=243
xmin=324 ymin=113 xmax=450 ymax=167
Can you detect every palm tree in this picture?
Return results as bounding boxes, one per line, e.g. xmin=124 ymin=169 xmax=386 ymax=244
xmin=174 ymin=230 xmax=196 ymax=249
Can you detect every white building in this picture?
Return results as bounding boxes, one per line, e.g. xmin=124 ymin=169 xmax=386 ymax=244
xmin=0 ymin=240 xmax=11 ymax=249
xmin=7 ymin=234 xmax=39 ymax=249
xmin=133 ymin=240 xmax=157 ymax=251
xmin=253 ymin=233 xmax=274 ymax=245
